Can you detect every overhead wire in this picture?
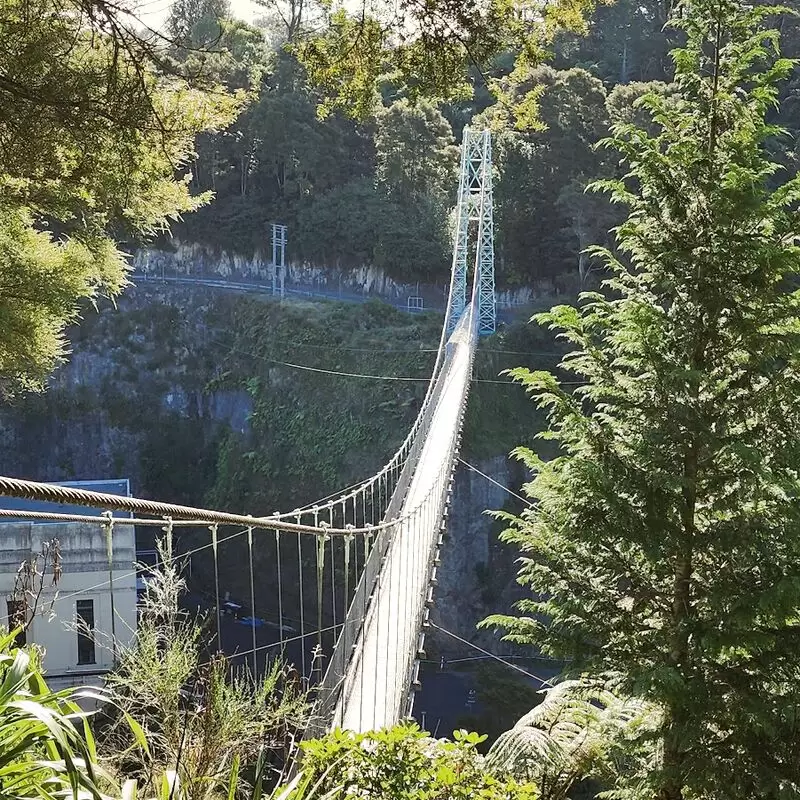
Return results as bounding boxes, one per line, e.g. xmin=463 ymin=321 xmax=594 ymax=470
xmin=270 ymin=342 xmax=439 ymax=354
xmin=218 ymin=343 xmax=432 ymax=382
xmin=221 ymin=338 xmax=562 ymax=358
xmin=216 ymin=341 xmax=584 ymax=386
xmin=428 ymin=622 xmax=555 ymax=687
xmin=212 ymin=622 xmax=342 ymax=666
xmin=456 ymin=457 xmax=532 ymax=506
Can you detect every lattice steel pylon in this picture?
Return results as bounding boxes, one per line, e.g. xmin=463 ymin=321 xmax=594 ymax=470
xmin=445 ymin=128 xmax=496 ymax=335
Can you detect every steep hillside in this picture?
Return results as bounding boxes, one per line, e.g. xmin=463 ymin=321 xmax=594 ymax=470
xmin=0 ymin=285 xmax=555 ymax=641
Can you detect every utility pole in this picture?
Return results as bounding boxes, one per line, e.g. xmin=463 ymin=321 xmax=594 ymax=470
xmin=271 ymin=223 xmax=287 ymax=300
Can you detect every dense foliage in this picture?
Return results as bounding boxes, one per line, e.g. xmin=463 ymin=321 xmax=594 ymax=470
xmin=0 ymin=0 xmax=237 ymax=394
xmin=167 ymin=0 xmax=800 ymax=297
xmin=178 ymin=54 xmax=457 ymax=284
xmin=485 ymin=679 xmax=655 ymax=799
xmin=205 ymin=295 xmax=444 ymax=512
xmin=486 ymin=1 xmax=800 ymax=797
xmin=300 ymin=724 xmax=538 ymax=799
xmin=284 ymin=0 xmax=607 ymax=119
xmin=5 ymin=0 xmax=800 ymax=393
xmin=0 ymin=632 xmax=109 ymax=799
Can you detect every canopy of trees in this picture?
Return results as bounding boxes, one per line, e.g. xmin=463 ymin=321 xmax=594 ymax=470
xmin=0 ymin=0 xmax=237 ymax=394
xmin=6 ymin=0 xmax=800 ymax=389
xmin=164 ymin=0 xmax=800 ymax=297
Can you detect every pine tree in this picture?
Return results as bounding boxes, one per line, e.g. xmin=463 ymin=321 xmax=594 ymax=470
xmin=484 ymin=2 xmax=800 ymax=797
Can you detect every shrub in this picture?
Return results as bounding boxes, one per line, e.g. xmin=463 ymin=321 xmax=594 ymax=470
xmin=299 ymin=722 xmax=539 ymax=799
xmin=0 ymin=630 xmax=107 ymax=799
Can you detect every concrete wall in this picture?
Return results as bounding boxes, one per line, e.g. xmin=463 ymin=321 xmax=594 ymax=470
xmin=0 ymin=521 xmax=137 ymax=688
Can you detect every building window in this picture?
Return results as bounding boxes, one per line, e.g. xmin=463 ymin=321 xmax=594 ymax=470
xmin=76 ymin=599 xmax=95 ymax=665
xmin=6 ymin=600 xmax=27 ymax=647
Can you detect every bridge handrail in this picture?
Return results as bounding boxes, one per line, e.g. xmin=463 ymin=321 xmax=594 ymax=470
xmin=262 ymin=203 xmax=464 ymax=523
xmin=311 ymin=301 xmax=478 ymax=730
xmin=0 ymin=476 xmax=415 ymax=535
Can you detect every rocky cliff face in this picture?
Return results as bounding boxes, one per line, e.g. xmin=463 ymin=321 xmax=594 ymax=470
xmin=134 ymin=242 xmax=425 ymax=300
xmin=132 ymin=242 xmax=552 ymax=309
xmin=431 ymin=455 xmax=531 ymax=658
xmin=0 ymin=285 xmax=251 ymax=503
xmin=0 ymin=281 xmax=535 ymax=650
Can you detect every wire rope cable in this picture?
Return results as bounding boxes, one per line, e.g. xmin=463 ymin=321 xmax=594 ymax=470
xmin=428 ymin=622 xmax=555 ymax=686
xmin=456 ymin=458 xmax=533 ymax=506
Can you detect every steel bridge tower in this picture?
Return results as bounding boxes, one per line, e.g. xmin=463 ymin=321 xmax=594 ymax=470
xmin=446 ymin=128 xmax=496 ymax=335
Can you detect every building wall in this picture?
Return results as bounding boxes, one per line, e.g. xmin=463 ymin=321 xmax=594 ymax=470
xmin=0 ymin=521 xmax=137 ymax=688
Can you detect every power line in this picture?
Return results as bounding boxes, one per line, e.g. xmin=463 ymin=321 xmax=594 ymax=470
xmin=281 ymin=343 xmax=563 ymax=357
xmin=428 ymin=622 xmax=555 ymax=687
xmin=278 ymin=342 xmax=439 ymax=354
xmin=218 ymin=344 xmax=432 ymax=382
xmin=218 ymin=342 xmax=585 ymax=387
xmin=478 ymin=348 xmax=563 ymax=357
xmin=457 ymin=458 xmax=532 ymax=506
xmin=472 ymin=377 xmax=585 ymax=386
xmin=233 ymin=340 xmax=562 ymax=358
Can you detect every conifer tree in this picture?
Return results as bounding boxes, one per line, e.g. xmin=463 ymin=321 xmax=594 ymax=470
xmin=484 ymin=2 xmax=800 ymax=797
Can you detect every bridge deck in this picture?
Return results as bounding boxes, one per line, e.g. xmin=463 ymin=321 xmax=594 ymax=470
xmin=334 ymin=317 xmax=474 ymax=731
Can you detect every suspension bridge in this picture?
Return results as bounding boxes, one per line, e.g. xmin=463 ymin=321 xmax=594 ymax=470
xmin=0 ymin=129 xmax=497 ymax=733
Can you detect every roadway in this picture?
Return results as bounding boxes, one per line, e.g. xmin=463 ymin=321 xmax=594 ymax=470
xmin=132 ymin=273 xmax=524 ymax=324
xmin=132 ymin=273 xmax=445 ymax=314
xmin=333 ymin=313 xmax=476 ymax=730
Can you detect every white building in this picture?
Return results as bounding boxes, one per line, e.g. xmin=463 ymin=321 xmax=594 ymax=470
xmin=0 ymin=480 xmax=137 ymax=691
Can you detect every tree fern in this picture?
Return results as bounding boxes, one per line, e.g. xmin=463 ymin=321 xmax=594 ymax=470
xmin=486 ymin=678 xmax=657 ymax=799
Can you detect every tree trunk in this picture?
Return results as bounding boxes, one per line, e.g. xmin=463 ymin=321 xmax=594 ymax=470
xmin=659 ymin=780 xmax=685 ymax=800
xmin=240 ymin=148 xmax=251 ymax=197
xmin=578 ymin=249 xmax=589 ymax=283
xmin=659 ymin=438 xmax=697 ymax=800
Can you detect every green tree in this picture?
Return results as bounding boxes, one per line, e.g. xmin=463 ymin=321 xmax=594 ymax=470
xmin=253 ymin=0 xmax=319 ymax=43
xmin=293 ymin=0 xmax=604 ymax=119
xmin=0 ymin=0 xmax=237 ymax=394
xmin=554 ymin=0 xmax=671 ymax=84
xmin=485 ymin=678 xmax=656 ymax=799
xmin=182 ymin=54 xmax=374 ymax=254
xmin=167 ymin=0 xmax=231 ymax=47
xmin=297 ymin=178 xmax=450 ymax=280
xmin=481 ymin=67 xmax=610 ymax=285
xmin=375 ymin=99 xmax=458 ymax=204
xmin=556 ymin=174 xmax=616 ymax=283
xmin=180 ymin=18 xmax=272 ymax=90
xmin=484 ymin=1 xmax=800 ymax=797
xmin=605 ymin=80 xmax=673 ymax=130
